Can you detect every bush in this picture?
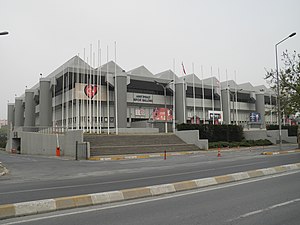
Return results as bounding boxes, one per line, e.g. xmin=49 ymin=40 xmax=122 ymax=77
xmin=208 ymin=139 xmax=272 ymax=149
xmin=266 ymin=125 xmax=298 ymax=136
xmin=0 ymin=126 xmax=8 ymax=148
xmin=177 ymin=124 xmax=244 ymax=142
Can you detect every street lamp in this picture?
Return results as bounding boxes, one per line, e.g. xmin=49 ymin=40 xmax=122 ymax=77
xmin=275 ymin=32 xmax=296 ymax=150
xmin=0 ymin=31 xmax=9 ymax=35
xmin=154 ymin=80 xmax=174 ymax=133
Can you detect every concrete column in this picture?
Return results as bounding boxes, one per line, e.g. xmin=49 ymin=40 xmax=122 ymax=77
xmin=24 ymin=89 xmax=36 ymax=127
xmin=115 ymin=72 xmax=127 ymax=128
xmin=6 ymin=103 xmax=15 ymax=151
xmin=175 ymin=80 xmax=186 ymax=124
xmin=39 ymin=78 xmax=52 ymax=127
xmin=255 ymin=93 xmax=265 ymax=128
xmin=14 ymin=97 xmax=24 ymax=128
xmin=7 ymin=103 xmax=15 ymax=130
xmin=221 ymin=89 xmax=230 ymax=124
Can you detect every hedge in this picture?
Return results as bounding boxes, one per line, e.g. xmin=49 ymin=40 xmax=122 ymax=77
xmin=176 ymin=124 xmax=244 ymax=142
xmin=266 ymin=125 xmax=298 ymax=136
xmin=208 ymin=139 xmax=272 ymax=149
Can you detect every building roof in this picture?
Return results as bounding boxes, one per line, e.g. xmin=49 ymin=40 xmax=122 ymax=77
xmin=127 ymin=65 xmax=154 ymax=78
xmin=238 ymin=82 xmax=254 ymax=92
xmin=221 ymin=80 xmax=238 ymax=89
xmin=96 ymin=60 xmax=125 ymax=75
xmin=183 ymin=73 xmax=202 ymax=85
xmin=155 ymin=70 xmax=179 ymax=82
xmin=202 ymin=76 xmax=221 ymax=87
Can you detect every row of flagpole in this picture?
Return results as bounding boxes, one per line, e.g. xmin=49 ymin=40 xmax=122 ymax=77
xmin=180 ymin=62 xmax=240 ymax=124
xmin=54 ymin=45 xmax=245 ymax=133
xmin=52 ymin=40 xmax=118 ymax=134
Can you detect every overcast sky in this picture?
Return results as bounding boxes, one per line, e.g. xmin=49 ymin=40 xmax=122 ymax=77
xmin=0 ymin=0 xmax=299 ymax=119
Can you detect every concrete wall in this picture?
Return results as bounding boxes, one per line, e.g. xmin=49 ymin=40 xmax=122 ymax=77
xmin=175 ymin=82 xmax=186 ymax=124
xmin=243 ymin=129 xmax=297 ymax=144
xmin=19 ymin=130 xmax=83 ymax=157
xmin=175 ymin=130 xmax=208 ymax=150
xmin=39 ymin=78 xmax=52 ymax=127
xmin=221 ymin=89 xmax=230 ymax=124
xmin=116 ymin=73 xmax=127 ymax=128
xmin=14 ymin=98 xmax=24 ymax=128
xmin=24 ymin=90 xmax=36 ymax=127
xmin=255 ymin=93 xmax=265 ymax=128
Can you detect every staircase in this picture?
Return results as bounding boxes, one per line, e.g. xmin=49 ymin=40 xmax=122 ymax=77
xmin=84 ymin=134 xmax=200 ymax=156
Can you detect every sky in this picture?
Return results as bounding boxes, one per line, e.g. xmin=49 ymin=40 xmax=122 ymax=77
xmin=0 ymin=0 xmax=299 ymax=119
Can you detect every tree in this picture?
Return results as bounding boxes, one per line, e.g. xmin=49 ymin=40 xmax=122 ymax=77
xmin=265 ymin=50 xmax=300 ymax=121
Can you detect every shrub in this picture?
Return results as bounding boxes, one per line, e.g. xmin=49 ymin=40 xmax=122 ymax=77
xmin=177 ymin=124 xmax=244 ymax=142
xmin=208 ymin=139 xmax=272 ymax=149
xmin=266 ymin=125 xmax=298 ymax=136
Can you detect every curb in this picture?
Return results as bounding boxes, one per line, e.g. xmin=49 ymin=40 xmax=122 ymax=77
xmin=261 ymin=149 xmax=300 ymax=155
xmin=1 ymin=162 xmax=300 ymax=220
xmin=89 ymin=151 xmax=199 ymax=161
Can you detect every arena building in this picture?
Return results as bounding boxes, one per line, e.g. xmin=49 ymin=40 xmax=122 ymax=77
xmin=7 ymin=55 xmax=277 ymax=135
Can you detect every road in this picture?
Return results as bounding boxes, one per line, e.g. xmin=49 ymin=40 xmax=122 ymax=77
xmin=0 ymin=145 xmax=299 ymax=205
xmin=2 ymin=169 xmax=299 ymax=225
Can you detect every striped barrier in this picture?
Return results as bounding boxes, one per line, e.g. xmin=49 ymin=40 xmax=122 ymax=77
xmin=261 ymin=149 xmax=300 ymax=156
xmin=1 ymin=162 xmax=300 ymax=220
xmin=89 ymin=151 xmax=198 ymax=161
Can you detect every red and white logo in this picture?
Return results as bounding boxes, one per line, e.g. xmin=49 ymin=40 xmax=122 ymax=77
xmin=84 ymin=85 xmax=98 ymax=99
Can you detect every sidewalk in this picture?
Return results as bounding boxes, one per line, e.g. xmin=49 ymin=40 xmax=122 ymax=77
xmin=89 ymin=144 xmax=299 ymax=161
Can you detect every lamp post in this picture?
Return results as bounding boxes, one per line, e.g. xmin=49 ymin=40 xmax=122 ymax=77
xmin=0 ymin=31 xmax=9 ymax=36
xmin=155 ymin=80 xmax=173 ymax=133
xmin=275 ymin=32 xmax=296 ymax=150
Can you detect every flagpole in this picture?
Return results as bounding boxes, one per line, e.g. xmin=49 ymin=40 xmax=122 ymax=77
xmin=62 ymin=65 xmax=65 ymax=129
xmin=86 ymin=56 xmax=89 ymax=132
xmin=89 ymin=44 xmax=92 ymax=133
xmin=53 ymin=76 xmax=56 ymax=127
xmin=66 ymin=67 xmax=70 ymax=129
xmin=97 ymin=41 xmax=100 ymax=134
xmin=192 ymin=62 xmax=196 ymax=124
xmin=234 ymin=70 xmax=238 ymax=125
xmin=226 ymin=69 xmax=230 ymax=124
xmin=114 ymin=41 xmax=118 ymax=135
xmin=211 ymin=66 xmax=215 ymax=125
xmin=201 ymin=65 xmax=205 ymax=124
xmin=93 ymin=51 xmax=96 ymax=133
xmin=76 ymin=54 xmax=80 ymax=130
xmin=99 ymin=42 xmax=102 ymax=134
xmin=107 ymin=45 xmax=110 ymax=135
xmin=172 ymin=58 xmax=176 ymax=133
xmin=181 ymin=62 xmax=186 ymax=123
xmin=71 ymin=64 xmax=74 ymax=130
xmin=218 ymin=68 xmax=223 ymax=124
xmin=83 ymin=49 xmax=86 ymax=132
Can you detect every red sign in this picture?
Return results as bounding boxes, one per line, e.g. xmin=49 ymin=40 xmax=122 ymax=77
xmin=84 ymin=85 xmax=98 ymax=99
xmin=152 ymin=108 xmax=173 ymax=121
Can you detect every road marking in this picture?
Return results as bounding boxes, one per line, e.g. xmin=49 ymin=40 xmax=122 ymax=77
xmin=229 ymin=197 xmax=300 ymax=222
xmin=0 ymin=161 xmax=265 ymax=196
xmin=2 ymin=170 xmax=299 ymax=225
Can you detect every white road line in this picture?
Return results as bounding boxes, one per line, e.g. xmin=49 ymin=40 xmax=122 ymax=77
xmin=2 ymin=170 xmax=300 ymax=225
xmin=0 ymin=161 xmax=265 ymax=195
xmin=229 ymin=197 xmax=300 ymax=222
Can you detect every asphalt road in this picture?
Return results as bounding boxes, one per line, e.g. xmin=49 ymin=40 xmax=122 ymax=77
xmin=0 ymin=145 xmax=299 ymax=205
xmin=2 ymin=170 xmax=299 ymax=225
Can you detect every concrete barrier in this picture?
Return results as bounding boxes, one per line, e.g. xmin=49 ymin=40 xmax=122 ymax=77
xmin=1 ymin=163 xmax=300 ymax=220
